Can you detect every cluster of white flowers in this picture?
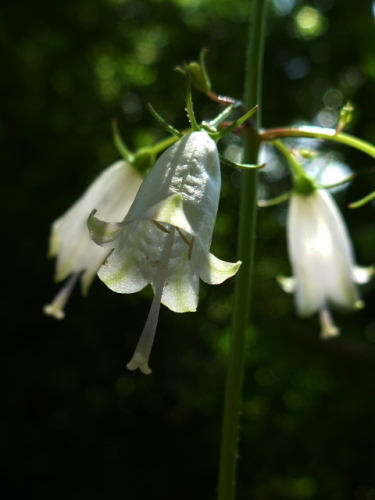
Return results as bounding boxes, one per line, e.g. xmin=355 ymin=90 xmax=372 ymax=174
xmin=45 ymin=131 xmax=240 ymax=373
xmin=44 ymin=160 xmax=143 ymax=319
xmin=44 ymin=123 xmax=373 ymax=373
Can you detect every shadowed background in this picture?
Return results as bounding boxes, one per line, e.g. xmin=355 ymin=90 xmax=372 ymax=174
xmin=2 ymin=0 xmax=375 ymax=498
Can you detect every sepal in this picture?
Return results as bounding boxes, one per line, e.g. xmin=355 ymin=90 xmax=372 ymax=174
xmin=348 ymin=190 xmax=375 ymax=209
xmin=219 ymin=153 xmax=265 ymax=171
xmin=111 ymin=119 xmax=134 ymax=162
xmin=210 ymin=105 xmax=258 ymax=141
xmin=258 ymin=191 xmax=291 ymax=207
xmin=147 ymin=103 xmax=183 ymax=138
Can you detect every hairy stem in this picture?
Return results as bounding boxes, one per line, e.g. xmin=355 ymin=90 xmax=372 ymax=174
xmin=217 ymin=1 xmax=268 ymax=499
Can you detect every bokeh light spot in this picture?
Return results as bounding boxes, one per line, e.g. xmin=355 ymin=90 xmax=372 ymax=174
xmin=294 ymin=6 xmax=327 ymax=39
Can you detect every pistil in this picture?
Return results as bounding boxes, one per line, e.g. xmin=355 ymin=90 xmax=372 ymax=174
xmin=43 ymin=272 xmax=81 ymax=319
xmin=319 ymin=307 xmax=340 ymax=339
xmin=127 ymin=226 xmax=176 ymax=374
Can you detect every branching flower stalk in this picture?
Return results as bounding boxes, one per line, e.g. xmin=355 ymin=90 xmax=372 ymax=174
xmin=260 ymin=126 xmax=375 ymax=159
xmin=260 ymin=127 xmax=375 ymax=208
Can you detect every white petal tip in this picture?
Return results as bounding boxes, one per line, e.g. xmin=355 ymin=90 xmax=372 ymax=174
xmin=200 ymin=253 xmax=241 ymax=285
xmin=43 ymin=304 xmax=65 ymax=320
xmin=277 ymin=275 xmax=296 ymax=293
xmin=353 ymin=265 xmax=375 ymax=284
xmin=127 ymin=352 xmax=152 ymax=375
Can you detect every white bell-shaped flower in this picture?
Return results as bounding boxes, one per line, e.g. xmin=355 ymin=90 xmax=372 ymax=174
xmin=88 ymin=131 xmax=241 ymax=374
xmin=280 ymin=188 xmax=372 ymax=338
xmin=44 ymin=160 xmax=143 ymax=319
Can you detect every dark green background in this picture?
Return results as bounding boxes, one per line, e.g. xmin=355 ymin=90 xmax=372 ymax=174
xmin=2 ymin=0 xmax=375 ymax=498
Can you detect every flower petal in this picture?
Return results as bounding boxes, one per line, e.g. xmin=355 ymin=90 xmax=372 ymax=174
xmin=288 ymin=189 xmax=362 ymax=316
xmin=124 ymin=131 xmax=221 ymax=243
xmin=159 ymin=237 xmax=200 ymax=312
xmin=142 ymin=193 xmax=195 ymax=236
xmin=353 ymin=265 xmax=375 ymax=284
xmin=87 ymin=210 xmax=124 ymax=247
xmin=288 ymin=192 xmax=326 ymax=315
xmin=199 ymin=252 xmax=241 ymax=285
xmin=48 ymin=160 xmax=142 ymax=291
xmin=313 ymin=190 xmax=360 ymax=309
xmin=96 ymin=220 xmax=185 ymax=295
xmin=277 ymin=275 xmax=296 ymax=293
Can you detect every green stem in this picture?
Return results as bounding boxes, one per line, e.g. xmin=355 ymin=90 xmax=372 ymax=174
xmin=150 ymin=134 xmax=182 ymax=155
xmin=272 ymin=140 xmax=307 ymax=178
xmin=260 ymin=126 xmax=375 ymax=159
xmin=217 ymin=1 xmax=268 ymax=500
xmin=272 ymin=140 xmax=316 ymax=195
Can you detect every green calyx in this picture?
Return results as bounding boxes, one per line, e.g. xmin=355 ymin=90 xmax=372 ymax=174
xmin=273 ymin=140 xmax=317 ymax=196
xmin=112 ymin=118 xmax=178 ymax=175
xmin=181 ymin=65 xmax=259 ymax=141
xmin=293 ymin=173 xmax=317 ymax=196
xmin=132 ymin=148 xmax=156 ymax=172
xmin=144 ymin=66 xmax=264 ymax=171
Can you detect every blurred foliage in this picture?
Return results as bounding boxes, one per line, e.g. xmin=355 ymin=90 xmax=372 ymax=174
xmin=2 ymin=0 xmax=375 ymax=499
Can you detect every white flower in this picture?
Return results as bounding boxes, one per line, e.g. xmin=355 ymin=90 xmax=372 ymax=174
xmin=88 ymin=131 xmax=241 ymax=374
xmin=44 ymin=160 xmax=143 ymax=319
xmin=279 ymin=188 xmax=372 ymax=338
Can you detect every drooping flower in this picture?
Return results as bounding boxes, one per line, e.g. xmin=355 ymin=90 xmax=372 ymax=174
xmin=88 ymin=131 xmax=241 ymax=374
xmin=44 ymin=160 xmax=143 ymax=319
xmin=279 ymin=188 xmax=372 ymax=338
